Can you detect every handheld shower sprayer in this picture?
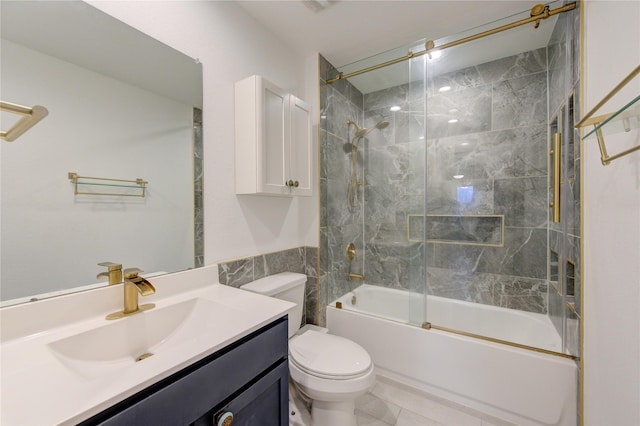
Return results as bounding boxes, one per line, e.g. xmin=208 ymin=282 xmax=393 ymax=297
xmin=345 ymin=118 xmax=390 ymax=209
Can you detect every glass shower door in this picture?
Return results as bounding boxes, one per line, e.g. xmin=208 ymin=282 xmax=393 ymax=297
xmin=359 ymin=50 xmax=428 ymax=327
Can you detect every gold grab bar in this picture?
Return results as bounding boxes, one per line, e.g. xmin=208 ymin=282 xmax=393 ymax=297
xmin=68 ymin=172 xmax=148 ymax=197
xmin=0 ymin=101 xmax=49 ymax=142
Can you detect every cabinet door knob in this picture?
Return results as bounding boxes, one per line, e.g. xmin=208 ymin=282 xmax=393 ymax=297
xmin=294 ymin=180 xmax=299 ymax=187
xmin=287 ymin=179 xmax=294 ymax=187
xmin=215 ymin=411 xmax=234 ymax=426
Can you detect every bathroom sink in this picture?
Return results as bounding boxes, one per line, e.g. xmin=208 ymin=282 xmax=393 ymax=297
xmin=48 ymin=298 xmax=222 ymax=380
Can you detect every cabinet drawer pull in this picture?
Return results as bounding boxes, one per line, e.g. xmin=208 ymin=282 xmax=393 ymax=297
xmin=215 ymin=411 xmax=234 ymax=426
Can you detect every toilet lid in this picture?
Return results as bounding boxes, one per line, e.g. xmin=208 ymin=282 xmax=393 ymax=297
xmin=289 ymin=331 xmax=372 ymax=379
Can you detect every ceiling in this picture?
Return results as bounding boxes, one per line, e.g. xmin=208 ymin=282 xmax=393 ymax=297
xmin=235 ymin=0 xmax=556 ymax=69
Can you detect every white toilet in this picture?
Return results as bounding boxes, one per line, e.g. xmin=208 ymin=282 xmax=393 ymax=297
xmin=241 ymin=272 xmax=375 ymax=426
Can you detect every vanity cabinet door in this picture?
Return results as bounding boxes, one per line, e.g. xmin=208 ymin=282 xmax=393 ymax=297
xmin=79 ymin=317 xmax=288 ymax=426
xmin=193 ymin=361 xmax=288 ymax=426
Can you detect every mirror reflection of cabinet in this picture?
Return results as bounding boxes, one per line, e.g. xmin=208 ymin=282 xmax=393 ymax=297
xmin=235 ymin=75 xmax=311 ymax=197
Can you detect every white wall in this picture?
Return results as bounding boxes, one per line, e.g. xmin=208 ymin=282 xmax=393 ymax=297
xmin=87 ymin=1 xmax=319 ymax=264
xmin=1 ymin=39 xmax=193 ymax=300
xmin=583 ymin=1 xmax=640 ymax=425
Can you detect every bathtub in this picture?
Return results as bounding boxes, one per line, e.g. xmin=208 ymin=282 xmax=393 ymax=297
xmin=327 ymin=284 xmax=577 ymax=426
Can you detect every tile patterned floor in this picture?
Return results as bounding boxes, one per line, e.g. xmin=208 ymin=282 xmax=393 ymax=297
xmin=355 ymin=377 xmax=515 ymax=426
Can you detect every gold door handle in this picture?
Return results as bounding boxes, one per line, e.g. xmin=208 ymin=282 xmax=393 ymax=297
xmin=550 ymin=133 xmax=561 ymax=223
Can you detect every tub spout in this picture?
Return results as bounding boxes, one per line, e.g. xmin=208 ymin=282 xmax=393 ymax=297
xmin=348 ymin=272 xmax=364 ymax=281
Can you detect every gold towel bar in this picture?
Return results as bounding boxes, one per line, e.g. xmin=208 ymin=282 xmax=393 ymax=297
xmin=68 ymin=172 xmax=148 ymax=197
xmin=0 ymin=101 xmax=49 ymax=142
xmin=575 ymin=65 xmax=640 ymax=165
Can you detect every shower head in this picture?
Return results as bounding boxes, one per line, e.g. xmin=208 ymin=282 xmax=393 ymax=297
xmin=375 ymin=120 xmax=390 ymax=130
xmin=353 ymin=120 xmax=390 ymax=138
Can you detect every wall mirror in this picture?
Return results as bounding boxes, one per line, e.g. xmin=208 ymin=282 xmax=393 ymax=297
xmin=1 ymin=1 xmax=203 ymax=305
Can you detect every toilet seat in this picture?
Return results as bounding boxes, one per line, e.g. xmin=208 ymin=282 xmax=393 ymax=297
xmin=289 ymin=330 xmax=372 ymax=380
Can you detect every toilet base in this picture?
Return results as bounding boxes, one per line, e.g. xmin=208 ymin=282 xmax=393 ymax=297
xmin=289 ymin=381 xmax=311 ymax=426
xmin=311 ymin=400 xmax=357 ymax=426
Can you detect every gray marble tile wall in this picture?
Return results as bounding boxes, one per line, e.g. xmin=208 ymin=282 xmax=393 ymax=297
xmin=319 ymin=54 xmax=366 ymax=326
xmin=361 ymin=48 xmax=550 ymax=314
xmin=546 ymin=7 xmax=581 ymax=360
xmin=193 ymin=107 xmax=204 ymax=268
xmin=217 ymin=246 xmax=318 ymax=327
xmin=360 ymin=71 xmax=428 ymax=295
xmin=570 ymin=94 xmax=582 ymax=424
xmin=427 ymin=267 xmax=548 ymax=313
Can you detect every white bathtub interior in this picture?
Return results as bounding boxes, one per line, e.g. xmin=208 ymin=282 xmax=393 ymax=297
xmin=341 ymin=284 xmax=562 ymax=353
xmin=327 ymin=287 xmax=577 ymax=426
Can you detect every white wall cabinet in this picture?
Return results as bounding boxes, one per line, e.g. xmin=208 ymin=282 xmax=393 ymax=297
xmin=235 ymin=75 xmax=312 ymax=197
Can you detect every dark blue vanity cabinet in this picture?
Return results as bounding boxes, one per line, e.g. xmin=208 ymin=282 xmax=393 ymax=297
xmin=79 ymin=317 xmax=289 ymax=426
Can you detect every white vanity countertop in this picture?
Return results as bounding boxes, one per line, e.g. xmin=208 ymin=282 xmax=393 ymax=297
xmin=0 ymin=265 xmax=294 ymax=425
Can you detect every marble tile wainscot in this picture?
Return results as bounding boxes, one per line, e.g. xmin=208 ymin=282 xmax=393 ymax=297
xmin=218 ymin=247 xmax=319 ymax=326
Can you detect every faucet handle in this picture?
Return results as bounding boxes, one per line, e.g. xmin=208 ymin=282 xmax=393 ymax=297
xmin=98 ymin=262 xmax=122 ymax=271
xmin=124 ymin=267 xmax=144 ymax=279
xmin=97 ymin=262 xmax=123 ymax=285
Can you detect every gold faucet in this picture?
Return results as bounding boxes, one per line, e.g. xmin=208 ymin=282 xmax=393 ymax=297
xmin=97 ymin=262 xmax=123 ymax=285
xmin=106 ymin=268 xmax=156 ymax=320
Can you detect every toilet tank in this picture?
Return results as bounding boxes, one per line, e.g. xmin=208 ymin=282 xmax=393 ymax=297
xmin=240 ymin=272 xmax=307 ymax=337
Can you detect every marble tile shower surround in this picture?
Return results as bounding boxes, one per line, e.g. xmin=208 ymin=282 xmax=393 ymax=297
xmin=318 ymin=50 xmax=556 ymax=317
xmin=546 ymin=8 xmax=581 ymax=358
xmin=217 ymin=247 xmax=319 ymax=326
xmin=353 ymin=48 xmax=550 ymax=313
xmin=319 ymin=54 xmax=367 ymax=326
xmin=427 ymin=267 xmax=548 ymax=314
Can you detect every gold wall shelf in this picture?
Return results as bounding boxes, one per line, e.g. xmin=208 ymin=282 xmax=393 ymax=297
xmin=0 ymin=101 xmax=49 ymax=142
xmin=575 ymin=65 xmax=640 ymax=165
xmin=68 ymin=172 xmax=148 ymax=197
